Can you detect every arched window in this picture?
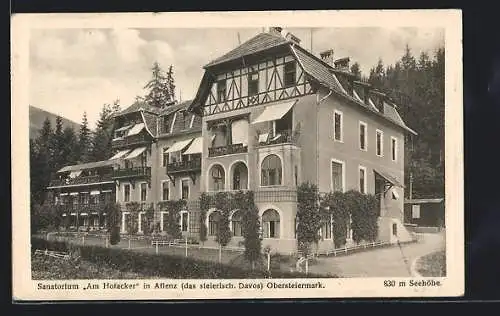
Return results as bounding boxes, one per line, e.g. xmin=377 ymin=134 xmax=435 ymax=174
xmin=262 ymin=209 xmax=280 ymax=238
xmin=261 ymin=154 xmax=282 ymax=186
xmin=208 ymin=211 xmax=221 ymax=236
xmin=231 ymin=210 xmax=242 ymax=237
xmin=209 ymin=165 xmax=225 ymax=191
xmin=232 ymin=162 xmax=248 ymax=190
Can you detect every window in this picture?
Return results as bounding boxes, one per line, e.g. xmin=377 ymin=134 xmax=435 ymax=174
xmin=208 ymin=211 xmax=220 ymax=236
xmin=181 ymin=179 xmax=189 ymax=200
xmin=359 ymin=166 xmax=367 ymax=194
xmin=262 ymin=209 xmax=280 ymax=238
xmin=391 ymin=136 xmax=398 ymax=161
xmin=124 ymin=184 xmax=130 ymax=202
xmin=284 ymin=61 xmax=296 ymax=87
xmin=333 ymin=110 xmax=343 ymax=142
xmin=359 ymin=122 xmax=367 ymax=151
xmin=248 ymin=71 xmax=259 ymax=96
xmin=162 ymin=181 xmax=170 ymax=201
xmin=322 ymin=216 xmax=332 ymax=239
xmin=91 ymin=194 xmax=99 ymax=205
xmin=412 ymin=205 xmax=421 ymax=219
xmin=162 ymin=148 xmax=169 ymax=167
xmin=180 ymin=211 xmax=189 ymax=232
xmin=210 ymin=165 xmax=225 ymax=191
xmin=261 ymin=154 xmax=282 ymax=186
xmin=140 ymin=183 xmax=147 ymax=201
xmin=331 ymin=160 xmax=344 ymax=192
xmin=231 ymin=210 xmax=242 ymax=237
xmin=232 ymin=162 xmax=248 ymax=190
xmin=217 ymin=79 xmax=226 ymax=103
xmin=376 ymin=129 xmax=383 ymax=157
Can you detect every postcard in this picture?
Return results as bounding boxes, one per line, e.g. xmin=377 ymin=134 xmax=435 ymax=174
xmin=11 ymin=9 xmax=463 ymax=301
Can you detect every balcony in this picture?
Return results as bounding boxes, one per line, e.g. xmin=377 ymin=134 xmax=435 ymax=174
xmin=201 ymin=190 xmax=297 ymax=206
xmin=50 ymin=202 xmax=109 ymax=214
xmin=48 ymin=174 xmax=113 ymax=188
xmin=258 ymin=129 xmax=299 ymax=147
xmin=167 ymin=157 xmax=201 ymax=174
xmin=112 ymin=134 xmax=150 ymax=149
xmin=208 ymin=143 xmax=248 ymax=157
xmin=112 ymin=167 xmax=151 ymax=179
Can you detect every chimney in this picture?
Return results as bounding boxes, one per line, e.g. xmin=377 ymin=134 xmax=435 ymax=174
xmin=269 ymin=27 xmax=283 ymax=36
xmin=334 ymin=57 xmax=350 ymax=71
xmin=285 ymin=32 xmax=301 ymax=45
xmin=319 ymin=49 xmax=334 ymax=67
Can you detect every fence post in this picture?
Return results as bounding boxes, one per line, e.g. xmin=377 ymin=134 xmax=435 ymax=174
xmin=105 ymin=237 xmax=108 ymax=248
xmin=185 ymin=238 xmax=188 ymax=258
xmin=155 ymin=242 xmax=158 ymax=255
xmin=82 ymin=235 xmax=85 ymax=246
xmin=267 ymin=251 xmax=271 ymax=272
xmin=128 ymin=239 xmax=131 ymax=249
xmin=305 ymin=259 xmax=309 ymax=275
xmin=219 ymin=244 xmax=222 ymax=263
xmin=344 ymin=245 xmax=347 ymax=254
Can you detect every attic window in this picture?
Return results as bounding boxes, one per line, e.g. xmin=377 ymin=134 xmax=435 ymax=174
xmin=284 ymin=61 xmax=296 ymax=87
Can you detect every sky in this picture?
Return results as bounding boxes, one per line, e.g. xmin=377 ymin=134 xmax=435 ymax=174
xmin=29 ymin=27 xmax=444 ymax=128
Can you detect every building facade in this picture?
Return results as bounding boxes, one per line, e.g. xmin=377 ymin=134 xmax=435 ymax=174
xmin=46 ymin=27 xmax=417 ymax=255
xmin=46 ymin=161 xmax=116 ymax=231
xmin=187 ymin=27 xmax=417 ymax=253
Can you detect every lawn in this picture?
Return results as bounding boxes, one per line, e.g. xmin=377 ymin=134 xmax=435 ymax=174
xmin=416 ymin=250 xmax=446 ymax=277
xmin=31 ymin=252 xmax=147 ymax=280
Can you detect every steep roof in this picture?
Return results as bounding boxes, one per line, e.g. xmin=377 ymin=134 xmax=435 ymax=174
xmin=57 ymin=160 xmax=116 ymax=173
xmin=116 ymin=100 xmax=161 ymax=117
xmin=204 ymin=32 xmax=288 ymax=68
xmin=160 ymin=100 xmax=193 ymax=116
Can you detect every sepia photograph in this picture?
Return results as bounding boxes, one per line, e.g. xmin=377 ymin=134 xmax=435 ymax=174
xmin=11 ymin=10 xmax=463 ymax=300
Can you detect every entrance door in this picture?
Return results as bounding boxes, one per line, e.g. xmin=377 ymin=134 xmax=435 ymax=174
xmin=374 ymin=177 xmax=384 ymax=216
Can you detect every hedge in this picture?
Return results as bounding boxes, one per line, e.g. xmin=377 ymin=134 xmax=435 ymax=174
xmin=31 ymin=238 xmax=335 ymax=279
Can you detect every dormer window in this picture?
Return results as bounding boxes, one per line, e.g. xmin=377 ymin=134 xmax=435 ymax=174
xmin=284 ymin=61 xmax=296 ymax=87
xmin=248 ymin=71 xmax=259 ymax=96
xmin=217 ymin=79 xmax=227 ymax=103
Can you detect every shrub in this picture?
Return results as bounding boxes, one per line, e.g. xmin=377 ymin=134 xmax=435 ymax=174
xmin=241 ymin=191 xmax=261 ymax=269
xmin=321 ymin=192 xmax=349 ymax=248
xmin=296 ymin=183 xmax=322 ymax=256
xmin=31 ymin=237 xmax=334 ymax=279
xmin=110 ymin=226 xmax=121 ymax=245
xmin=344 ymin=190 xmax=379 ymax=243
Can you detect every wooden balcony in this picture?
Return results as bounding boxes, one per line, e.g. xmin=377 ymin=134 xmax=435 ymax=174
xmin=167 ymin=157 xmax=201 ymax=174
xmin=48 ymin=174 xmax=113 ymax=188
xmin=208 ymin=143 xmax=248 ymax=157
xmin=258 ymin=129 xmax=299 ymax=147
xmin=112 ymin=167 xmax=151 ymax=179
xmin=112 ymin=134 xmax=150 ymax=149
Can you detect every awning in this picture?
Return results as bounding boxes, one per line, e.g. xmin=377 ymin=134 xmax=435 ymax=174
xmin=251 ymin=100 xmax=297 ymax=124
xmin=115 ymin=124 xmax=133 ymax=132
xmin=126 ymin=123 xmax=145 ymax=136
xmin=125 ymin=146 xmax=147 ymax=159
xmin=101 ymin=190 xmax=112 ymax=193
xmin=183 ymin=137 xmax=203 ymax=155
xmin=68 ymin=170 xmax=82 ymax=178
xmin=69 ymin=192 xmax=79 ymax=196
xmin=59 ymin=193 xmax=69 ymax=196
xmin=62 ymin=214 xmax=67 ymax=217
xmin=374 ymin=169 xmax=405 ymax=188
xmin=90 ymin=190 xmax=100 ymax=195
xmin=109 ymin=149 xmax=130 ymax=160
xmin=164 ymin=139 xmax=193 ymax=154
xmin=80 ymin=212 xmax=88 ymax=216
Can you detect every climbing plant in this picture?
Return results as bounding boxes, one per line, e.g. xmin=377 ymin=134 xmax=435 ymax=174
xmin=321 ymin=191 xmax=350 ymax=248
xmin=296 ymin=182 xmax=322 ymax=256
xmin=240 ymin=191 xmax=262 ymax=269
xmin=213 ymin=192 xmax=232 ymax=247
xmin=143 ymin=204 xmax=155 ymax=235
xmin=344 ymin=190 xmax=379 ymax=243
xmin=106 ymin=202 xmax=121 ymax=245
xmin=157 ymin=200 xmax=186 ymax=240
xmin=125 ymin=202 xmax=140 ymax=235
xmin=199 ymin=192 xmax=211 ymax=245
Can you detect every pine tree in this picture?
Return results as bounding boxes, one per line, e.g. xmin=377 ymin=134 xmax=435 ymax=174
xmin=51 ymin=116 xmax=65 ymax=172
xmin=77 ymin=112 xmax=92 ymax=163
xmin=91 ymin=102 xmax=116 ymax=161
xmin=32 ymin=118 xmax=54 ymax=205
xmin=144 ymin=62 xmax=176 ymax=108
xmin=368 ymin=58 xmax=385 ymax=88
xmin=350 ymin=62 xmax=362 ymax=80
xmin=62 ymin=126 xmax=79 ymax=165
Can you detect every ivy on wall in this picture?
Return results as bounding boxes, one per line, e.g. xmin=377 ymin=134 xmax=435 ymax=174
xmin=198 ymin=192 xmax=210 ymax=245
xmin=105 ymin=202 xmax=121 ymax=245
xmin=213 ymin=192 xmax=232 ymax=247
xmin=320 ymin=192 xmax=349 ymax=248
xmin=124 ymin=202 xmax=140 ymax=235
xmin=344 ymin=190 xmax=379 ymax=243
xmin=296 ymin=183 xmax=323 ymax=256
xmin=157 ymin=200 xmax=186 ymax=240
xmin=240 ymin=191 xmax=262 ymax=268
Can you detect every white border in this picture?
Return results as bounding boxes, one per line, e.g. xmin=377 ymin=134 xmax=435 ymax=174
xmin=11 ymin=10 xmax=463 ymax=300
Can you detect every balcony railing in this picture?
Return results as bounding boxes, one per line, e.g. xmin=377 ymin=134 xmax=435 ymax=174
xmin=112 ymin=167 xmax=151 ymax=179
xmin=208 ymin=143 xmax=248 ymax=157
xmin=259 ymin=129 xmax=299 ymax=146
xmin=167 ymin=157 xmax=201 ymax=174
xmin=112 ymin=134 xmax=150 ymax=149
xmin=49 ymin=202 xmax=109 ymax=214
xmin=200 ymin=190 xmax=298 ymax=206
xmin=48 ymin=174 xmax=113 ymax=187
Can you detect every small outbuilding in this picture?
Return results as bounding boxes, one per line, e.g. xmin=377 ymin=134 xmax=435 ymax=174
xmin=404 ymin=198 xmax=445 ymax=229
